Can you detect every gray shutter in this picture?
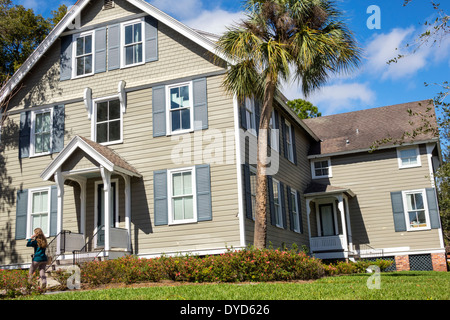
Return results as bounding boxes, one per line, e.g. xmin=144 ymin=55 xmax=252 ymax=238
xmin=281 ymin=116 xmax=288 ymax=159
xmin=426 ymin=188 xmax=440 ymax=229
xmin=152 ymin=85 xmax=166 ymax=137
xmin=52 ymin=105 xmax=65 ymax=153
xmin=287 ymin=186 xmax=293 ymax=231
xmin=280 ymin=182 xmax=287 ymax=229
xmin=193 ymin=77 xmax=208 ymax=130
xmin=50 ymin=186 xmax=58 ymax=236
xmin=390 ymin=191 xmax=407 ymax=232
xmin=291 ymin=126 xmax=297 ymax=164
xmin=243 ymin=164 xmax=253 ymax=219
xmin=196 ymin=164 xmax=212 ymax=221
xmin=19 ymin=111 xmax=31 ymax=158
xmin=95 ymin=27 xmax=107 ymax=73
xmin=60 ymin=35 xmax=72 ymax=81
xmin=268 ymin=176 xmax=275 ymax=226
xmin=153 ymin=170 xmax=168 ymax=226
xmin=297 ymin=191 xmax=303 ymax=233
xmin=108 ymin=24 xmax=121 ymax=70
xmin=145 ymin=16 xmax=158 ymax=63
xmin=15 ymin=189 xmax=28 ymax=240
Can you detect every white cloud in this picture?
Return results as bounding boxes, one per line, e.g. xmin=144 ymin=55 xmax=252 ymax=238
xmin=282 ymin=81 xmax=376 ymax=115
xmin=149 ymin=0 xmax=204 ymax=20
xmin=182 ymin=9 xmax=245 ymax=35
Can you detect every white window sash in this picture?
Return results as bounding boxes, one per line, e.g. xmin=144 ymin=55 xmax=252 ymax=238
xmin=72 ymin=31 xmax=95 ymax=79
xmin=27 ymin=187 xmax=51 ymax=238
xmin=397 ymin=146 xmax=421 ymax=169
xmin=91 ymin=96 xmax=123 ymax=146
xmin=166 ymin=82 xmax=194 ymax=135
xmin=311 ymin=158 xmax=332 ymax=179
xmin=285 ymin=120 xmax=294 ymax=162
xmin=402 ymin=189 xmax=431 ymax=231
xmin=291 ymin=189 xmax=300 ymax=233
xmin=120 ymin=19 xmax=145 ymax=68
xmin=168 ymin=167 xmax=197 ymax=225
xmin=273 ymin=178 xmax=283 ymax=228
xmin=30 ymin=108 xmax=53 ymax=157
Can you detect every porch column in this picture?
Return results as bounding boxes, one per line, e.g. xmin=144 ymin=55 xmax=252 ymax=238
xmin=79 ymin=179 xmax=87 ymax=237
xmin=344 ymin=195 xmax=353 ymax=253
xmin=306 ymin=198 xmax=313 ymax=254
xmin=336 ymin=195 xmax=349 ymax=259
xmin=54 ymin=168 xmax=65 ymax=254
xmin=123 ymin=175 xmax=132 ymax=252
xmin=100 ymin=166 xmax=112 ymax=252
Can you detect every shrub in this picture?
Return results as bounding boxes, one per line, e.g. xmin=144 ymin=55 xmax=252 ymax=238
xmin=0 ymin=269 xmax=40 ymax=298
xmin=324 ymin=259 xmax=394 ymax=276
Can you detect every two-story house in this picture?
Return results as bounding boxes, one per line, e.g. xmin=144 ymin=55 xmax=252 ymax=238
xmin=0 ymin=0 xmax=446 ymax=272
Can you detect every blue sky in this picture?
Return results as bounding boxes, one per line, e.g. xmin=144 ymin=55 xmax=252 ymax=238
xmin=12 ymin=0 xmax=450 ymax=116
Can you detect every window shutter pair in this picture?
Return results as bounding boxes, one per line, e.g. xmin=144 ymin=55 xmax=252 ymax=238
xmin=286 ymin=186 xmax=303 ymax=233
xmin=19 ymin=105 xmax=65 ymax=158
xmin=60 ymin=16 xmax=158 ymax=80
xmin=153 ymin=164 xmax=212 ymax=226
xmin=15 ymin=186 xmax=58 ymax=240
xmin=267 ymin=176 xmax=287 ymax=229
xmin=390 ymin=188 xmax=441 ymax=232
xmin=152 ymin=77 xmax=208 ymax=137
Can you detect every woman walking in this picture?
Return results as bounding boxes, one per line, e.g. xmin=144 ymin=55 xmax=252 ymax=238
xmin=27 ymin=228 xmax=48 ymax=289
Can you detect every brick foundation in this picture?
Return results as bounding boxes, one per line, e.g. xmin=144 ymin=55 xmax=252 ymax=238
xmin=431 ymin=253 xmax=447 ymax=272
xmin=395 ymin=255 xmax=410 ymax=271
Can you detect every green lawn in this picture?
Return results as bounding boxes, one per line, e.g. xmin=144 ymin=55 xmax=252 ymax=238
xmin=17 ymin=271 xmax=450 ymax=300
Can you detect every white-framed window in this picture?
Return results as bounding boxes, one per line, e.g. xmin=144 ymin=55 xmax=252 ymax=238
xmin=290 ymin=189 xmax=300 ymax=233
xmin=92 ymin=98 xmax=122 ymax=145
xmin=285 ymin=120 xmax=294 ymax=162
xmin=168 ymin=167 xmax=197 ymax=224
xmin=268 ymin=111 xmax=279 ymax=152
xmin=402 ymin=189 xmax=430 ymax=231
xmin=245 ymin=98 xmax=256 ymax=135
xmin=121 ymin=19 xmax=145 ymax=68
xmin=397 ymin=146 xmax=421 ymax=169
xmin=73 ymin=31 xmax=94 ymax=78
xmin=311 ymin=158 xmax=332 ymax=179
xmin=31 ymin=108 xmax=53 ymax=156
xmin=250 ymin=165 xmax=257 ymax=220
xmin=167 ymin=82 xmax=193 ymax=135
xmin=272 ymin=178 xmax=283 ymax=228
xmin=28 ymin=187 xmax=51 ymax=238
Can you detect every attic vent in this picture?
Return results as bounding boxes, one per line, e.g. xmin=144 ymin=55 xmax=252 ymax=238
xmin=104 ymin=0 xmax=115 ymax=10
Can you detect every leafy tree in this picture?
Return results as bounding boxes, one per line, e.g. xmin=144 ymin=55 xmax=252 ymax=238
xmin=287 ymin=98 xmax=321 ymax=119
xmin=217 ymin=0 xmax=361 ymax=248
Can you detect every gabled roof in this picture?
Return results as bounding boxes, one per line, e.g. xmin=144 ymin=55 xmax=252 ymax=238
xmin=0 ymin=0 xmax=225 ymax=105
xmin=303 ymin=100 xmax=439 ymax=157
xmin=41 ymin=135 xmax=141 ymax=181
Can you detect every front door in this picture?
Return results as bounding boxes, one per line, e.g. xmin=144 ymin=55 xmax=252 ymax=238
xmin=97 ymin=182 xmax=117 ymax=247
xmin=319 ymin=204 xmax=336 ymax=236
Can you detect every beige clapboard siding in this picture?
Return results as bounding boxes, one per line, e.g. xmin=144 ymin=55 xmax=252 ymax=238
xmin=323 ymin=145 xmax=442 ymax=251
xmin=0 ymin=0 xmax=241 ymax=264
xmin=244 ymin=108 xmax=313 ymax=249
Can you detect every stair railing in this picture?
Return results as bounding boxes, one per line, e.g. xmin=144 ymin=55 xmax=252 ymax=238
xmin=45 ymin=230 xmax=71 ymax=272
xmin=72 ymin=225 xmax=104 ymax=265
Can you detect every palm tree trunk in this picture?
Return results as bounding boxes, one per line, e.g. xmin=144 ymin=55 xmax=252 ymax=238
xmin=254 ymin=76 xmax=276 ymax=249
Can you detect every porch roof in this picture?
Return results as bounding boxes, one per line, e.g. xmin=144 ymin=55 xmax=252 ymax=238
xmin=304 ymin=181 xmax=355 ymax=198
xmin=40 ymin=135 xmax=141 ymax=181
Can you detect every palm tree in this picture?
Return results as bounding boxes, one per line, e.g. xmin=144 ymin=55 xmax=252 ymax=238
xmin=217 ymin=0 xmax=361 ymax=249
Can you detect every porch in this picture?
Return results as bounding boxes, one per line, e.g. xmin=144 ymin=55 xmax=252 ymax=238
xmin=304 ymin=182 xmax=356 ymax=259
xmin=40 ymin=136 xmax=142 ymax=261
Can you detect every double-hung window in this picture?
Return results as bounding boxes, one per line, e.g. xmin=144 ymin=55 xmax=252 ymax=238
xmin=169 ymin=167 xmax=196 ymax=224
xmin=403 ymin=189 xmax=429 ymax=230
xmin=74 ymin=32 xmax=94 ymax=77
xmin=269 ymin=111 xmax=279 ymax=152
xmin=397 ymin=146 xmax=421 ymax=169
xmin=31 ymin=108 xmax=53 ymax=156
xmin=28 ymin=188 xmax=51 ymax=237
xmin=94 ymin=99 xmax=122 ymax=144
xmin=290 ymin=189 xmax=300 ymax=233
xmin=245 ymin=98 xmax=256 ymax=134
xmin=167 ymin=82 xmax=193 ymax=134
xmin=312 ymin=159 xmax=332 ymax=179
xmin=122 ymin=20 xmax=144 ymax=67
xmin=273 ymin=178 xmax=282 ymax=228
xmin=285 ymin=120 xmax=294 ymax=162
